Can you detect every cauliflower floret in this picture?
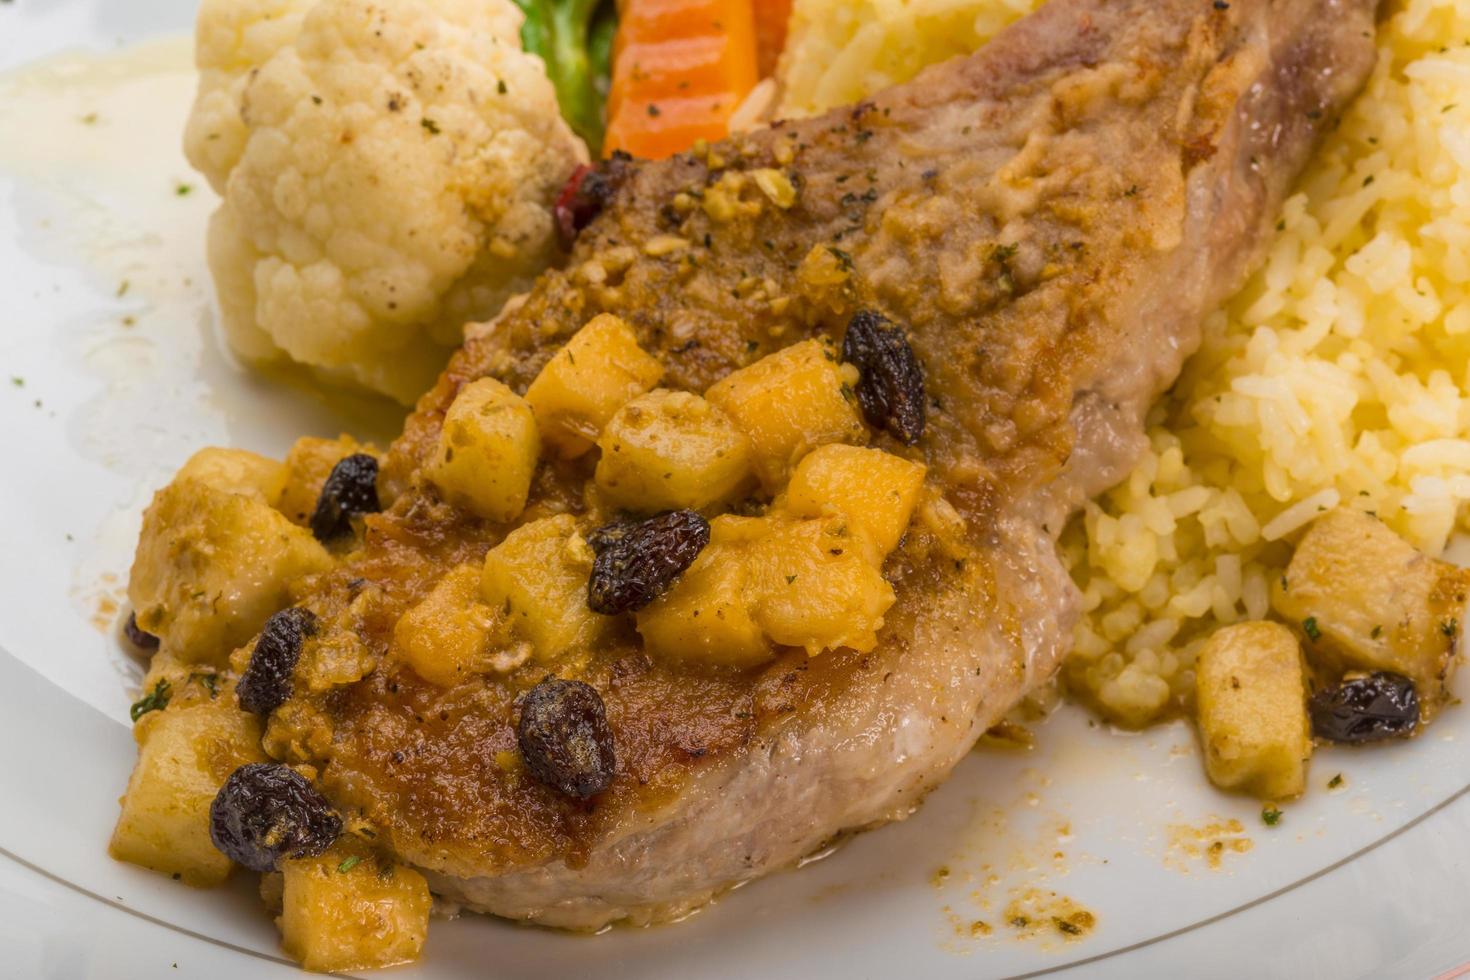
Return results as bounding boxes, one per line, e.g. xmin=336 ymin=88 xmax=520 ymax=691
xmin=185 ymin=0 xmax=586 ymax=403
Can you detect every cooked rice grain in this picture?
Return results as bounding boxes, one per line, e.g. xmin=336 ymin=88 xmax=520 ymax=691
xmin=776 ymin=0 xmax=1043 ymax=118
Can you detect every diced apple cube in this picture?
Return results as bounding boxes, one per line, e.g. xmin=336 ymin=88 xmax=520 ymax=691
xmin=1273 ymin=507 xmax=1470 ymax=713
xmin=279 ymin=844 xmax=431 ymax=973
xmin=1195 ymin=621 xmax=1311 ymax=799
xmin=175 ymin=447 xmax=287 ymax=504
xmin=129 ymin=479 xmax=334 ymax=663
xmin=427 ymin=378 xmax=540 ymax=523
xmin=636 ymin=538 xmax=770 ymax=668
xmin=745 ymin=517 xmax=896 ymax=655
xmin=109 ymin=700 xmax=266 ymax=886
xmin=394 ymin=564 xmax=516 ymax=686
xmin=481 ymin=515 xmax=608 ymax=662
xmin=780 ymin=444 xmax=926 ymax=562
xmin=705 ymin=339 xmax=866 ymax=491
xmin=595 ymin=389 xmax=754 ymax=512
xmin=525 ymin=314 xmax=663 ymax=458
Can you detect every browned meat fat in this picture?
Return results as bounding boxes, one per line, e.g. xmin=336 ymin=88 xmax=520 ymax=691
xmin=264 ymin=0 xmax=1379 ymax=929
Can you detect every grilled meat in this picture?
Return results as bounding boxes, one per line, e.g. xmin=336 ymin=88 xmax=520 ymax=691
xmin=263 ymin=0 xmax=1379 ymax=930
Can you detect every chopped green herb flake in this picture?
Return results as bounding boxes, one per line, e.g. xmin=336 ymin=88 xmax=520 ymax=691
xmin=190 ymin=672 xmax=219 ymax=698
xmin=1442 ymin=618 xmax=1458 ymax=637
xmin=129 ymin=680 xmax=172 ymax=723
xmin=1302 ymin=617 xmax=1321 ymax=641
xmin=1261 ymin=805 xmax=1282 ymax=826
xmin=1328 ymin=773 xmax=1344 ymax=789
xmin=1371 ymin=625 xmax=1383 ymax=639
xmin=421 ymin=117 xmax=441 ymax=135
xmin=175 ymin=182 xmax=193 ymax=197
xmin=337 ymin=855 xmax=362 ymax=873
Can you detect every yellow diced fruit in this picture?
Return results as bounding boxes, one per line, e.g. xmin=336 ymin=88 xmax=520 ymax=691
xmin=596 ymin=389 xmax=755 ymax=512
xmin=276 ymin=436 xmax=371 ymax=526
xmin=1273 ymin=507 xmax=1470 ymax=713
xmin=394 ymin=564 xmax=518 ymax=686
xmin=637 ymin=540 xmax=771 ymax=668
xmin=746 ymin=517 xmax=895 ymax=655
xmin=109 ymin=700 xmax=266 ymax=886
xmin=129 ymin=479 xmax=335 ymax=664
xmin=427 ymin=378 xmax=540 ymax=522
xmin=705 ymin=338 xmax=866 ymax=491
xmin=525 ymin=314 xmax=664 ymax=458
xmin=175 ymin=447 xmax=287 ymax=504
xmin=481 ymin=515 xmax=608 ymax=662
xmin=279 ymin=844 xmax=431 ymax=973
xmin=1194 ymin=621 xmax=1311 ymax=800
xmin=780 ymin=444 xmax=926 ymax=562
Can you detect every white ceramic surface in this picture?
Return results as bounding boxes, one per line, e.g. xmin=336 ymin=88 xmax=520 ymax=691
xmin=1 ymin=2 xmax=1468 ymax=977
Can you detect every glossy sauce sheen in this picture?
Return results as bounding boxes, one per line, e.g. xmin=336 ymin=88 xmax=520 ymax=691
xmin=311 ymin=490 xmax=954 ymax=870
xmin=291 ymin=458 xmax=960 ymax=873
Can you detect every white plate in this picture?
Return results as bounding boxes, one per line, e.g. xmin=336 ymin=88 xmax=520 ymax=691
xmin=2 ymin=2 xmax=1469 ymax=977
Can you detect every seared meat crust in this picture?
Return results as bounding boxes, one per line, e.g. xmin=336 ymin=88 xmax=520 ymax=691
xmin=267 ymin=0 xmax=1379 ymax=929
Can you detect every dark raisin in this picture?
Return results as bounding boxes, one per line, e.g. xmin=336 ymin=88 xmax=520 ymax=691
xmin=841 ymin=309 xmax=927 ymax=445
xmin=309 ymin=453 xmax=380 ymax=542
xmin=123 ymin=612 xmax=159 ymax=650
xmin=209 ymin=763 xmax=342 ymax=872
xmin=553 ymin=151 xmax=634 ymax=250
xmin=236 ymin=607 xmax=316 ymax=716
xmin=517 ymin=678 xmax=616 ymax=799
xmin=1309 ymin=671 xmax=1419 ymax=744
xmin=587 ymin=510 xmax=710 ymax=615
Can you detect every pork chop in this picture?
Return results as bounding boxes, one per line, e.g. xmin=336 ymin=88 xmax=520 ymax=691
xmin=263 ymin=0 xmax=1379 ymax=929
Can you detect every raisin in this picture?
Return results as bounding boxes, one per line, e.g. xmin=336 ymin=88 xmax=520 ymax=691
xmin=841 ymin=309 xmax=927 ymax=445
xmin=309 ymin=453 xmax=380 ymax=543
xmin=209 ymin=763 xmax=342 ymax=872
xmin=553 ymin=151 xmax=634 ymax=250
xmin=517 ymin=678 xmax=616 ymax=800
xmin=123 ymin=612 xmax=159 ymax=650
xmin=1309 ymin=672 xmax=1419 ymax=744
xmin=236 ymin=607 xmax=316 ymax=716
xmin=587 ymin=510 xmax=710 ymax=615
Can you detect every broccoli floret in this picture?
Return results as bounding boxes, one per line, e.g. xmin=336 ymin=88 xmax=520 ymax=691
xmin=517 ymin=0 xmax=618 ymax=152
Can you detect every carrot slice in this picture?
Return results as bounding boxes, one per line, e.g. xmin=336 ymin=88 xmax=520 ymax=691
xmin=751 ymin=0 xmax=791 ymax=77
xmin=604 ymin=0 xmax=759 ymax=160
